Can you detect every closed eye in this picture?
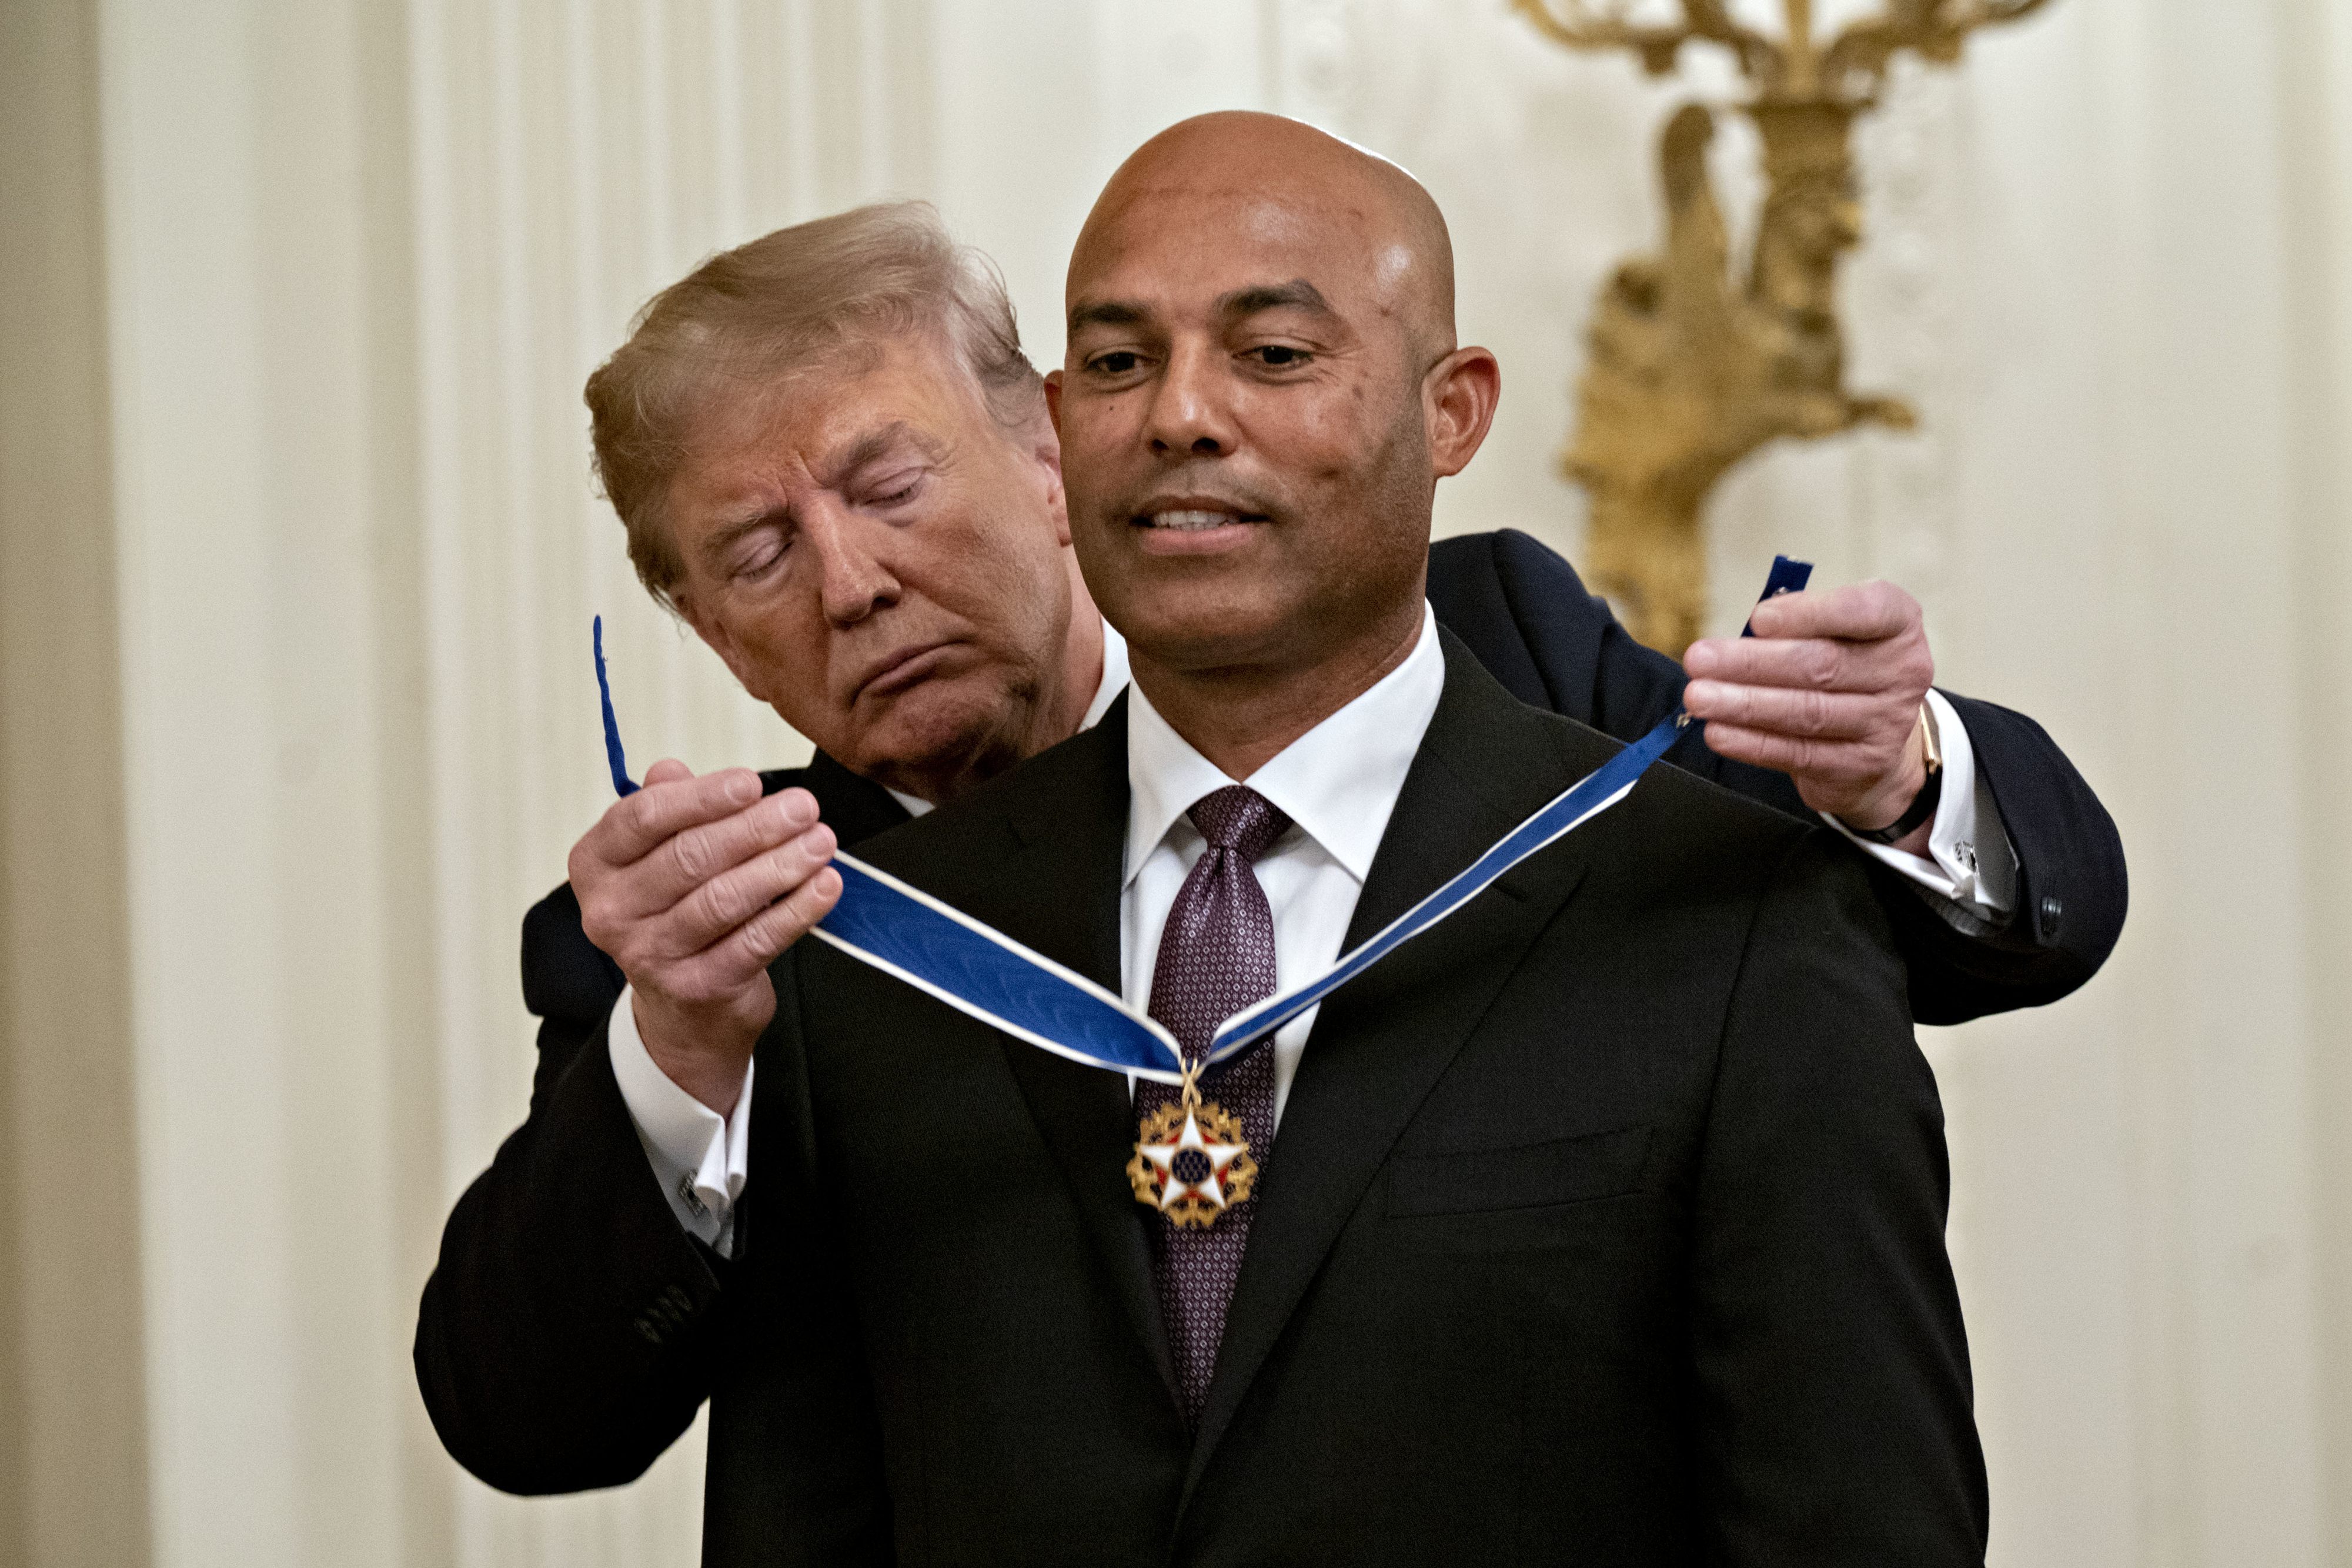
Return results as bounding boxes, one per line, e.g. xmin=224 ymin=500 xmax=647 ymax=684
xmin=864 ymin=474 xmax=925 ymax=508
xmin=729 ymin=531 xmax=788 ymax=580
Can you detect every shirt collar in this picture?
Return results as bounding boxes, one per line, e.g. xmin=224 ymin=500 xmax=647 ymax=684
xmin=1083 ymin=620 xmax=1131 ymax=731
xmin=1124 ymin=601 xmax=1444 ymax=887
xmin=887 ymin=618 xmax=1132 ymax=819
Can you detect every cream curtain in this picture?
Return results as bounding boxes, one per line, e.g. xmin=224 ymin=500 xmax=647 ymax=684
xmin=3 ymin=0 xmax=2346 ymax=1564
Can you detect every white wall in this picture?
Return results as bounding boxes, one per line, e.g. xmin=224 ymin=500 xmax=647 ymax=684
xmin=60 ymin=0 xmax=2352 ymax=1564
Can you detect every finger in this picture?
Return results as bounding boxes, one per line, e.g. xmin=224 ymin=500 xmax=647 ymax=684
xmin=668 ymin=865 xmax=843 ymax=999
xmin=737 ymin=864 xmax=843 ymax=963
xmin=643 ymin=757 xmax=696 ymax=788
xmin=630 ymin=789 xmax=828 ymax=912
xmin=590 ymin=790 xmax=821 ymax=927
xmin=1681 ymin=680 xmax=1906 ymax=741
xmin=585 ymin=770 xmax=792 ymax=867
xmin=1698 ymin=723 xmax=1887 ymax=791
xmin=1744 ymin=580 xmax=1919 ymax=644
xmin=653 ymin=823 xmax=839 ymax=957
xmin=1682 ymin=631 xmax=1930 ymax=696
xmin=1683 ymin=637 xmax=1860 ymax=691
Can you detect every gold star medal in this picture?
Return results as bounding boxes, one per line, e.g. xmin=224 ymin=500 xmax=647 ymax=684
xmin=1127 ymin=1062 xmax=1257 ymax=1229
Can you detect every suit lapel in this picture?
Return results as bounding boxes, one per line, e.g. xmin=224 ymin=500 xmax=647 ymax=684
xmin=795 ymin=748 xmax=915 ymax=850
xmin=1182 ymin=634 xmax=1619 ymax=1488
xmin=963 ymin=702 xmax=1184 ymax=1406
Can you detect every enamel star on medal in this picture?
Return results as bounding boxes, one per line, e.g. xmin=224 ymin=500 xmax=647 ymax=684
xmin=1127 ymin=1064 xmax=1257 ymax=1229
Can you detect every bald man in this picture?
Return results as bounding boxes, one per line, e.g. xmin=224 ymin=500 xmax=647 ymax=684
xmin=427 ymin=116 xmax=1992 ymax=1564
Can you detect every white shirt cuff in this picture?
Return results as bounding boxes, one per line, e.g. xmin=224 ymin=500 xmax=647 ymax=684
xmin=607 ymin=985 xmax=754 ymax=1256
xmin=1822 ymin=689 xmax=2018 ymax=917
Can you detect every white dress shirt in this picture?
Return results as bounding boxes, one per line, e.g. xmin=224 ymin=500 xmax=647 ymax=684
xmin=1121 ymin=602 xmax=1444 ymax=1127
xmin=613 ymin=609 xmax=2012 ymax=1249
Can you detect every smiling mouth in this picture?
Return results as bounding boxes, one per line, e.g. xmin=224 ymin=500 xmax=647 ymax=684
xmin=1137 ymin=508 xmax=1265 ymax=531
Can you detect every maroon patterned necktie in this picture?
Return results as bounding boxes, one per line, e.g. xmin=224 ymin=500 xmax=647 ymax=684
xmin=1137 ymin=784 xmax=1292 ymax=1425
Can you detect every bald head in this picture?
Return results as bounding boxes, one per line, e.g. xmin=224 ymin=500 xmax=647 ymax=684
xmin=1070 ymin=112 xmax=1458 ymax=370
xmin=1045 ymin=111 xmax=1499 ymax=771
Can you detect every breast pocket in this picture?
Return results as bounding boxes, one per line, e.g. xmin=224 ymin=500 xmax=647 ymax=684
xmin=1386 ymin=1125 xmax=1653 ymax=1218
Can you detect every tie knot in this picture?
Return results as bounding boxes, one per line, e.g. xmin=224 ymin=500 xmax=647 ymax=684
xmin=1186 ymin=785 xmax=1291 ymax=862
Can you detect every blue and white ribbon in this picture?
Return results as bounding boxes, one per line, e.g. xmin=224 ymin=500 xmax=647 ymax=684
xmin=596 ymin=557 xmax=1811 ymax=1085
xmin=816 ymin=853 xmax=1187 ymax=1078
xmin=810 ymin=708 xmax=1678 ymax=1085
xmin=1195 ymin=706 xmax=1681 ymax=1064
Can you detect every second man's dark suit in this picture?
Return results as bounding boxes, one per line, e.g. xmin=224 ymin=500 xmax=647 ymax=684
xmin=1424 ymin=530 xmax=2124 ymax=1022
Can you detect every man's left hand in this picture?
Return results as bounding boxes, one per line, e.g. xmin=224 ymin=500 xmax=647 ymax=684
xmin=1681 ymin=581 xmax=1935 ymax=845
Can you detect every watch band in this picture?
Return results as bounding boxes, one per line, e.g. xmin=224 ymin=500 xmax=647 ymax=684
xmin=1845 ymin=703 xmax=1943 ymax=845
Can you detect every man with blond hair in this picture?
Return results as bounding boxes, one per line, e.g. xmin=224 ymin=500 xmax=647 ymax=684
xmin=422 ymin=138 xmax=2115 ymax=1558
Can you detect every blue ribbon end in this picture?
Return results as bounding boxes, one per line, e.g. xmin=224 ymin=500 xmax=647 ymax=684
xmin=1680 ymin=555 xmax=1820 ymax=740
xmin=1742 ymin=556 xmax=1814 ymax=637
xmin=594 ymin=615 xmax=640 ymax=797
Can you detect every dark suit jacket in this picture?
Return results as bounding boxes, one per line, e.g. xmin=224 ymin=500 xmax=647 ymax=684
xmin=416 ymin=742 xmax=903 ymax=1497
xmin=1425 ymin=530 xmax=2125 ymax=1023
xmin=422 ymin=633 xmax=1986 ymax=1565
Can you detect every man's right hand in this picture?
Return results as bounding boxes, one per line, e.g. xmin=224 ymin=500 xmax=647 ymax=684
xmin=570 ymin=758 xmax=841 ymax=1115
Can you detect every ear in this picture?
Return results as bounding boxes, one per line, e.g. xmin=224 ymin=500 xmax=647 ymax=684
xmin=674 ymin=590 xmax=771 ymax=706
xmin=1030 ymin=421 xmax=1071 ymax=549
xmin=1423 ymin=347 xmax=1501 ymax=480
xmin=1044 ymin=369 xmax=1065 ymax=441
